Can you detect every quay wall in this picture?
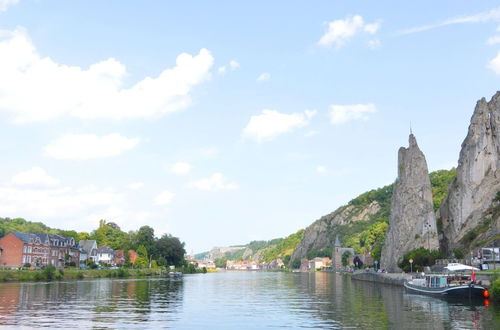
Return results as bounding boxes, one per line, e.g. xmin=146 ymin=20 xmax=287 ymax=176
xmin=351 ymin=272 xmax=412 ymax=286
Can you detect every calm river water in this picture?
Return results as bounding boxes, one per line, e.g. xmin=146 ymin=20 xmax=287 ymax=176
xmin=0 ymin=272 xmax=497 ymax=329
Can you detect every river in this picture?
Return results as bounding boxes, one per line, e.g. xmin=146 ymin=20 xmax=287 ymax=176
xmin=0 ymin=272 xmax=497 ymax=329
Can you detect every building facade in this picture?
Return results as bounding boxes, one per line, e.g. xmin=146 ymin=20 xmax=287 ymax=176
xmin=0 ymin=231 xmax=79 ymax=269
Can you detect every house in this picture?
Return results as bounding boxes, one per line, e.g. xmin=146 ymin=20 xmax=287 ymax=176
xmin=97 ymin=246 xmax=114 ymax=265
xmin=0 ymin=231 xmax=79 ymax=269
xmin=269 ymin=258 xmax=284 ymax=269
xmin=78 ymin=240 xmax=98 ymax=264
xmin=300 ymin=257 xmax=331 ymax=271
xmin=114 ymin=250 xmax=126 ymax=265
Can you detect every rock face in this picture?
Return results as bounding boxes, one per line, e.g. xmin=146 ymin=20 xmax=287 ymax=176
xmin=440 ymin=92 xmax=500 ymax=252
xmin=381 ymin=134 xmax=439 ymax=272
xmin=289 ymin=201 xmax=381 ymax=263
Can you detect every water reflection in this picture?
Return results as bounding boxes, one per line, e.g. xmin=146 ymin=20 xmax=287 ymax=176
xmin=0 ymin=278 xmax=184 ymax=328
xmin=0 ymin=273 xmax=497 ymax=329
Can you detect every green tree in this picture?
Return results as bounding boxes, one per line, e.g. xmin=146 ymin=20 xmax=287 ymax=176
xmin=398 ymin=248 xmax=444 ymax=272
xmin=342 ymin=251 xmax=351 ymax=267
xmin=155 ymin=234 xmax=185 ymax=267
xmin=132 ymin=226 xmax=156 ymax=256
xmin=214 ymin=257 xmax=227 ymax=268
xmin=291 ymin=259 xmax=301 ymax=269
xmin=137 ymin=245 xmax=148 ymax=259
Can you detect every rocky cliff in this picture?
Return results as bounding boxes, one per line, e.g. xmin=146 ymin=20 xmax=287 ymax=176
xmin=289 ymin=194 xmax=389 ymax=264
xmin=380 ymin=134 xmax=439 ymax=272
xmin=440 ymin=92 xmax=500 ymax=252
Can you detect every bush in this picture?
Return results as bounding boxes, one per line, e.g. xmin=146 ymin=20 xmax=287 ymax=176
xmin=452 ymin=248 xmax=465 ymax=259
xmin=116 ymin=268 xmax=129 ymax=278
xmin=76 ymin=272 xmax=84 ymax=280
xmin=398 ymin=248 xmax=443 ymax=272
xmin=42 ymin=266 xmax=56 ymax=281
xmin=491 ymin=278 xmax=500 ymax=302
xmin=291 ymin=259 xmax=301 ymax=269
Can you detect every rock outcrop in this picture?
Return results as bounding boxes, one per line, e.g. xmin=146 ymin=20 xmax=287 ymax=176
xmin=440 ymin=92 xmax=500 ymax=252
xmin=381 ymin=134 xmax=439 ymax=272
xmin=289 ymin=200 xmax=382 ymax=264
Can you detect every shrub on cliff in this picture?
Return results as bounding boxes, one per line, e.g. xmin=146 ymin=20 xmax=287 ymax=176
xmin=398 ymin=248 xmax=443 ymax=272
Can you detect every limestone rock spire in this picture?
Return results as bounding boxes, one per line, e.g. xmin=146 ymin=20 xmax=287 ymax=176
xmin=440 ymin=91 xmax=500 ymax=253
xmin=381 ymin=133 xmax=439 ymax=272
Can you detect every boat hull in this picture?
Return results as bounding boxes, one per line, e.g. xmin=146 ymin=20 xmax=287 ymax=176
xmin=404 ymin=281 xmax=486 ymax=299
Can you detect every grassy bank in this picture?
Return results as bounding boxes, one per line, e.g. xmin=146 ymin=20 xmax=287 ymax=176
xmin=0 ymin=267 xmax=170 ymax=282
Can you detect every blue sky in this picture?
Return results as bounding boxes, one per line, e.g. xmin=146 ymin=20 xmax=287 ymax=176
xmin=0 ymin=1 xmax=499 ymax=253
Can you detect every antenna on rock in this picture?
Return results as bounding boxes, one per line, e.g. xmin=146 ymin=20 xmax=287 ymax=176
xmin=410 ymin=121 xmax=413 ymax=135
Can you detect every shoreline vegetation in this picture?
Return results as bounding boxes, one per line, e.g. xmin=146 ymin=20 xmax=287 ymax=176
xmin=0 ymin=265 xmax=211 ymax=282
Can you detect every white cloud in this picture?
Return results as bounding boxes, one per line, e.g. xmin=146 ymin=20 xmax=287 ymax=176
xmin=0 ymin=185 xmax=123 ymax=220
xmin=188 ymin=173 xmax=239 ymax=192
xmin=398 ymin=7 xmax=500 ymax=35
xmin=229 ymin=60 xmax=240 ymax=70
xmin=127 ymin=182 xmax=145 ymax=190
xmin=304 ymin=130 xmax=319 ymax=137
xmin=44 ymin=133 xmax=140 ymax=160
xmin=0 ymin=0 xmax=19 ymax=12
xmin=218 ymin=66 xmax=227 ymax=74
xmin=487 ymin=35 xmax=500 ymax=45
xmin=316 ymin=166 xmax=327 ymax=174
xmin=11 ymin=167 xmax=60 ymax=187
xmin=368 ymin=39 xmax=381 ymax=49
xmin=318 ymin=15 xmax=380 ymax=48
xmin=170 ymin=161 xmax=193 ymax=175
xmin=0 ymin=28 xmax=214 ymax=123
xmin=488 ymin=51 xmax=500 ymax=74
xmin=329 ymin=104 xmax=376 ymax=124
xmin=154 ymin=190 xmax=175 ymax=205
xmin=243 ymin=109 xmax=316 ymax=142
xmin=200 ymin=146 xmax=218 ymax=158
xmin=257 ymin=72 xmax=271 ymax=82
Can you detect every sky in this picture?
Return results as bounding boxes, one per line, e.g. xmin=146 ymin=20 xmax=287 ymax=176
xmin=0 ymin=1 xmax=499 ymax=253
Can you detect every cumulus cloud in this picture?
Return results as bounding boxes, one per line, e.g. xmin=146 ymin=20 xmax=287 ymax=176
xmin=0 ymin=185 xmax=123 ymax=220
xmin=11 ymin=167 xmax=60 ymax=187
xmin=154 ymin=190 xmax=175 ymax=205
xmin=229 ymin=60 xmax=240 ymax=70
xmin=304 ymin=130 xmax=319 ymax=137
xmin=44 ymin=133 xmax=140 ymax=160
xmin=257 ymin=72 xmax=271 ymax=82
xmin=0 ymin=28 xmax=214 ymax=123
xmin=488 ymin=51 xmax=500 ymax=74
xmin=243 ymin=109 xmax=316 ymax=142
xmin=218 ymin=66 xmax=227 ymax=74
xmin=170 ymin=161 xmax=193 ymax=175
xmin=0 ymin=0 xmax=19 ymax=12
xmin=127 ymin=182 xmax=145 ymax=190
xmin=318 ymin=15 xmax=380 ymax=48
xmin=398 ymin=7 xmax=500 ymax=35
xmin=316 ymin=166 xmax=327 ymax=174
xmin=188 ymin=173 xmax=239 ymax=192
xmin=486 ymin=35 xmax=500 ymax=45
xmin=329 ymin=104 xmax=376 ymax=124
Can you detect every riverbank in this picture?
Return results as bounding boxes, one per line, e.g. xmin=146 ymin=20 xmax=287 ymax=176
xmin=351 ymin=271 xmax=411 ymax=286
xmin=0 ymin=268 xmax=174 ymax=282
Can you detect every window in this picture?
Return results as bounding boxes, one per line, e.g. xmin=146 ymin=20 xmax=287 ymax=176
xmin=26 ymin=255 xmax=31 ymax=263
xmin=22 ymin=255 xmax=26 ymax=264
xmin=23 ymin=246 xmax=27 ymax=253
xmin=27 ymin=246 xmax=32 ymax=253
